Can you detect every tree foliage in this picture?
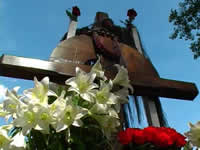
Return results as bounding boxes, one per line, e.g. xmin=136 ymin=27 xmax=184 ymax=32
xmin=169 ymin=0 xmax=200 ymax=59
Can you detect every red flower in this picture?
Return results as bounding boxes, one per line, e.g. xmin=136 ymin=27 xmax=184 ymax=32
xmin=159 ymin=127 xmax=187 ymax=147
xmin=131 ymin=128 xmax=146 ymax=145
xmin=127 ymin=8 xmax=137 ymax=18
xmin=143 ymin=126 xmax=158 ymax=143
xmin=117 ymin=127 xmax=187 ymax=148
xmin=144 ymin=127 xmax=174 ymax=148
xmin=153 ymin=130 xmax=174 ymax=148
xmin=175 ymin=133 xmax=187 ymax=147
xmin=72 ymin=6 xmax=80 ymax=16
xmin=117 ymin=128 xmax=133 ymax=145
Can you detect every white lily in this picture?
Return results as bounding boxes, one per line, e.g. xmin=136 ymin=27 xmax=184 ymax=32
xmin=95 ymin=80 xmax=118 ymax=105
xmin=10 ymin=132 xmax=26 ymax=149
xmin=2 ymin=87 xmax=25 ymax=120
xmin=13 ymin=103 xmax=52 ymax=135
xmin=65 ymin=67 xmax=98 ymax=102
xmin=0 ymin=125 xmax=12 ymax=150
xmin=113 ymin=88 xmax=129 ymax=113
xmin=90 ymin=56 xmax=107 ymax=80
xmin=108 ymin=108 xmax=119 ymax=119
xmin=89 ymin=103 xmax=119 ymax=119
xmin=34 ymin=104 xmax=53 ymax=134
xmin=103 ymin=116 xmax=120 ymax=139
xmin=13 ymin=104 xmax=35 ymax=135
xmin=91 ymin=114 xmax=120 ymax=139
xmin=185 ymin=122 xmax=200 ymax=147
xmin=52 ymin=96 xmax=88 ymax=132
xmin=49 ymin=91 xmax=67 ymax=119
xmin=0 ymin=104 xmax=10 ymax=119
xmin=23 ymin=77 xmax=57 ymax=106
xmin=89 ymin=103 xmax=119 ymax=139
xmin=3 ymin=87 xmax=20 ymax=114
xmin=89 ymin=103 xmax=109 ymax=115
xmin=113 ymin=64 xmax=134 ymax=93
xmin=114 ymin=88 xmax=129 ymax=103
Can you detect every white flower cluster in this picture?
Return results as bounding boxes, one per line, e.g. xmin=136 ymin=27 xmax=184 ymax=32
xmin=185 ymin=121 xmax=200 ymax=148
xmin=0 ymin=57 xmax=133 ymax=149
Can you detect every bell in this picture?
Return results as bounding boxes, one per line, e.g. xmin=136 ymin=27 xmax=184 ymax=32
xmin=49 ymin=35 xmax=97 ymax=65
xmin=49 ymin=12 xmax=158 ymax=78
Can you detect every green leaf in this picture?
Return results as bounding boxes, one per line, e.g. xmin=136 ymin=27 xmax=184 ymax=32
xmin=48 ymin=96 xmax=57 ymax=104
xmin=9 ymin=127 xmax=22 ymax=138
xmin=72 ymin=95 xmax=80 ymax=106
xmin=183 ymin=141 xmax=193 ymax=150
xmin=66 ymin=10 xmax=73 ymax=19
xmin=168 ymin=0 xmax=200 ymax=59
xmin=28 ymin=129 xmax=47 ymax=150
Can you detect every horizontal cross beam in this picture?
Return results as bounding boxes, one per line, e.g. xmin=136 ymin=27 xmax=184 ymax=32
xmin=0 ymin=55 xmax=198 ymax=100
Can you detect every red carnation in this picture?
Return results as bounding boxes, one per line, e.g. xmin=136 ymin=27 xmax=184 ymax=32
xmin=175 ymin=133 xmax=187 ymax=147
xmin=118 ymin=129 xmax=133 ymax=145
xmin=127 ymin=8 xmax=137 ymax=18
xmin=159 ymin=127 xmax=187 ymax=147
xmin=143 ymin=126 xmax=158 ymax=143
xmin=154 ymin=130 xmax=174 ymax=148
xmin=117 ymin=127 xmax=186 ymax=148
xmin=131 ymin=128 xmax=146 ymax=145
xmin=72 ymin=6 xmax=80 ymax=16
xmin=143 ymin=127 xmax=173 ymax=147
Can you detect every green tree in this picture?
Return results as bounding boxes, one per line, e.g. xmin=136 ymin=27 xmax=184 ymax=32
xmin=169 ymin=0 xmax=200 ymax=59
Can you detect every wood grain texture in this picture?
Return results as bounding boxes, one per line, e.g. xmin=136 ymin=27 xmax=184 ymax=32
xmin=0 ymin=55 xmax=198 ymax=100
xmin=50 ymin=35 xmax=97 ymax=63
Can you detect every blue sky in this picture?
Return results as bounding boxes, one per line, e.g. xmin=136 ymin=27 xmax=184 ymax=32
xmin=0 ymin=0 xmax=200 ymax=135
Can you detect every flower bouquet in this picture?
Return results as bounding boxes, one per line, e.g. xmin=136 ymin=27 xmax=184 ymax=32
xmin=118 ymin=127 xmax=187 ymax=150
xmin=0 ymin=57 xmax=133 ymax=150
xmin=184 ymin=121 xmax=200 ymax=150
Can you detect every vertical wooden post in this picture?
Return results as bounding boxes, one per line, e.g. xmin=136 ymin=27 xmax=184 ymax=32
xmin=132 ymin=27 xmax=161 ymax=127
xmin=67 ymin=20 xmax=77 ymax=39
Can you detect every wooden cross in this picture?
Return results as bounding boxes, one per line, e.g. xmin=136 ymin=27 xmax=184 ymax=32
xmin=0 ymin=12 xmax=198 ymax=127
xmin=0 ymin=49 xmax=198 ymax=128
xmin=0 ymin=54 xmax=198 ymax=101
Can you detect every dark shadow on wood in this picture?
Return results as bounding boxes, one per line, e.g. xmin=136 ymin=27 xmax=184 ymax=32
xmin=0 ymin=54 xmax=198 ymax=100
